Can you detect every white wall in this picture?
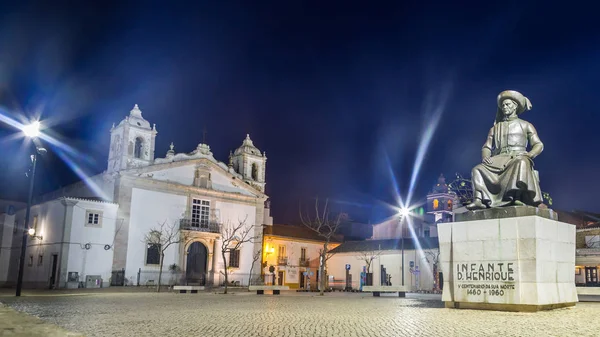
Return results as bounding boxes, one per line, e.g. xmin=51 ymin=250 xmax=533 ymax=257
xmin=216 ymin=200 xmax=257 ymax=277
xmin=8 ymin=198 xmax=118 ymax=288
xmin=65 ymin=200 xmax=118 ymax=287
xmin=372 ymin=218 xmax=401 ymax=240
xmin=151 ymin=165 xmax=195 ymax=186
xmin=126 ymin=188 xmax=187 ymax=281
xmin=0 ymin=213 xmax=16 ymax=284
xmin=328 ymin=249 xmax=437 ymax=291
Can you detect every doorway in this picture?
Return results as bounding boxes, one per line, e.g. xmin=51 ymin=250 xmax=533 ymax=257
xmin=299 ymin=271 xmax=305 ymax=289
xmin=277 ymin=271 xmax=285 ymax=286
xmin=49 ymin=254 xmax=58 ymax=289
xmin=186 ymin=242 xmax=208 ymax=285
xmin=585 ymin=267 xmax=598 ymax=286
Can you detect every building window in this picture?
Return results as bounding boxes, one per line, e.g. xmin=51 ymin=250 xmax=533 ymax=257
xmin=28 ymin=255 xmax=33 ymax=267
xmin=229 ymin=249 xmax=240 ymax=268
xmin=134 ymin=137 xmax=143 ymax=158
xmin=38 ymin=255 xmax=43 ymax=266
xmin=191 ymin=199 xmax=210 ymax=228
xmin=13 ymin=220 xmax=18 ymax=233
xmin=300 ymin=247 xmax=307 ymax=261
xmin=146 ymin=243 xmax=161 ymax=265
xmin=85 ymin=211 xmax=103 ymax=227
xmin=278 ymin=245 xmax=286 ymax=258
xmin=424 ymin=229 xmax=431 ymax=237
xmin=447 ymin=200 xmax=453 ymax=210
xmin=433 ymin=199 xmax=439 ymax=210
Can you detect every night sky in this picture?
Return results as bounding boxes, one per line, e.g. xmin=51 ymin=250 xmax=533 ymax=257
xmin=0 ymin=1 xmax=599 ymax=225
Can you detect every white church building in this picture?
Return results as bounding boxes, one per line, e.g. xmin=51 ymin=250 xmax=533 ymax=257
xmin=0 ymin=104 xmax=272 ymax=289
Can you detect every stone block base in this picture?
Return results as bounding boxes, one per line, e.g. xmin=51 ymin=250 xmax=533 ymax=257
xmin=445 ymin=301 xmax=576 ymax=312
xmin=438 ymin=215 xmax=578 ymax=312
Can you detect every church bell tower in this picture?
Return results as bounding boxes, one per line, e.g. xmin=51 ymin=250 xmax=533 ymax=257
xmin=107 ymin=104 xmax=157 ymax=173
xmin=231 ymin=134 xmax=267 ymax=192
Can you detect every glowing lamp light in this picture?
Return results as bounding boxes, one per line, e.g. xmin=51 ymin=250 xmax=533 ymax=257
xmin=28 ymin=228 xmax=35 ymax=236
xmin=399 ymin=208 xmax=410 ymax=217
xmin=22 ymin=121 xmax=41 ymax=138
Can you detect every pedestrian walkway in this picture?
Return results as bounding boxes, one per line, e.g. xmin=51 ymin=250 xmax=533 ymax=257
xmin=0 ymin=303 xmax=82 ymax=337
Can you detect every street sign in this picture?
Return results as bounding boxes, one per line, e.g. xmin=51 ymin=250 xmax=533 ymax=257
xmin=345 ymin=264 xmax=351 ymax=270
xmin=303 ymin=272 xmax=308 ymax=276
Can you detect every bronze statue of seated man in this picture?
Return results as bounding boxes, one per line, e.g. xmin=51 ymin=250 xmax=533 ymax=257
xmin=466 ymin=90 xmax=544 ymax=210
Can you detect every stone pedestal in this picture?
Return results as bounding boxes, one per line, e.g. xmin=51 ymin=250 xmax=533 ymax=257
xmin=438 ymin=215 xmax=578 ymax=312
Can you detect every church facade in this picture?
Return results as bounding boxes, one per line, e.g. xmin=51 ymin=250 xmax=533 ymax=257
xmin=0 ymin=104 xmax=272 ymax=289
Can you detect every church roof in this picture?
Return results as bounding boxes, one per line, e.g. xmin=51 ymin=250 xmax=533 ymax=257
xmin=329 ymin=237 xmax=439 ymax=253
xmin=234 ymin=134 xmax=262 ymax=156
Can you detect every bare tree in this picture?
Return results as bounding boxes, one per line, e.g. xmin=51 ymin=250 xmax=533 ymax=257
xmin=300 ymin=198 xmax=347 ymax=296
xmin=247 ymin=247 xmax=262 ymax=289
xmin=220 ymin=215 xmax=257 ymax=294
xmin=356 ymin=248 xmax=383 ymax=274
xmin=143 ymin=220 xmax=190 ymax=292
xmin=423 ymin=248 xmax=441 ymax=291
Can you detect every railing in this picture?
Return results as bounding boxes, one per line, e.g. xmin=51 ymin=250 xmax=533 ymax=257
xmin=179 ymin=219 xmax=221 ymax=233
xmin=299 ymin=258 xmax=309 ymax=267
xmin=277 ymin=257 xmax=288 ymax=266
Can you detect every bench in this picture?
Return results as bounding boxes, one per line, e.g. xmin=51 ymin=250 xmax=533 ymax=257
xmin=577 ymin=287 xmax=600 ymax=296
xmin=173 ymin=285 xmax=205 ymax=293
xmin=248 ymin=285 xmax=290 ymax=295
xmin=362 ymin=285 xmax=410 ymax=297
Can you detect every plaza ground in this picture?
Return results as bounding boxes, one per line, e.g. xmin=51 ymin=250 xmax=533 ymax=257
xmin=1 ymin=289 xmax=600 ymax=336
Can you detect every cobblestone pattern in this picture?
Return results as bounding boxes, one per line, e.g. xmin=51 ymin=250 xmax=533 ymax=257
xmin=0 ymin=303 xmax=83 ymax=337
xmin=2 ymin=292 xmax=600 ymax=337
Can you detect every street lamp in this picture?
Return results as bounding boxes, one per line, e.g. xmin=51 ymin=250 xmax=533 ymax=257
xmin=15 ymin=121 xmax=46 ymax=297
xmin=399 ymin=207 xmax=410 ymax=287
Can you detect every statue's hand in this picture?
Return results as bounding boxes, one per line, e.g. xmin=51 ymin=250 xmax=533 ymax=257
xmin=482 ymin=156 xmax=492 ymax=165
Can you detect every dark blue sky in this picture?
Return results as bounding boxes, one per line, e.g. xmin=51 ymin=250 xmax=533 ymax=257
xmin=0 ymin=1 xmax=599 ymax=224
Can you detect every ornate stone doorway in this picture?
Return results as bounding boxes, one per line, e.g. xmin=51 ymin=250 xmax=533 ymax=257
xmin=186 ymin=242 xmax=208 ymax=285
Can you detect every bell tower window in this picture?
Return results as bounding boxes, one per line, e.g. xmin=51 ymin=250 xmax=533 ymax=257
xmin=251 ymin=163 xmax=258 ymax=181
xmin=134 ymin=137 xmax=143 ymax=159
xmin=433 ymin=199 xmax=439 ymax=210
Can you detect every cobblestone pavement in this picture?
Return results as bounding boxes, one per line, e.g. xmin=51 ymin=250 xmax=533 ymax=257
xmin=0 ymin=303 xmax=83 ymax=336
xmin=1 ymin=291 xmax=600 ymax=337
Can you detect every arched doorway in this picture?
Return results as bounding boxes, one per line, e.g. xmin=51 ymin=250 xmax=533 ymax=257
xmin=186 ymin=242 xmax=208 ymax=285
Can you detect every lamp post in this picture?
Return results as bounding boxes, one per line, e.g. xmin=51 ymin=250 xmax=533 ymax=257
xmin=399 ymin=208 xmax=410 ymax=287
xmin=15 ymin=121 xmax=45 ymax=297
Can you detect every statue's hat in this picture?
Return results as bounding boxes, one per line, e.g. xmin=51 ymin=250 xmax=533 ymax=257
xmin=497 ymin=90 xmax=532 ymax=114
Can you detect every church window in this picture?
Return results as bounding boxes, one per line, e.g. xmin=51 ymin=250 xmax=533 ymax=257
xmin=433 ymin=199 xmax=439 ymax=210
xmin=447 ymin=200 xmax=453 ymax=210
xmin=191 ymin=199 xmax=210 ymax=228
xmin=229 ymin=249 xmax=240 ymax=268
xmin=134 ymin=137 xmax=143 ymax=158
xmin=146 ymin=243 xmax=161 ymax=265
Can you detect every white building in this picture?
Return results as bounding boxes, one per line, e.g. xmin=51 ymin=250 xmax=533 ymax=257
xmin=0 ymin=198 xmax=118 ymax=288
xmin=0 ymin=104 xmax=272 ymax=289
xmin=262 ymin=224 xmax=341 ymax=289
xmin=326 ymin=176 xmax=456 ymax=292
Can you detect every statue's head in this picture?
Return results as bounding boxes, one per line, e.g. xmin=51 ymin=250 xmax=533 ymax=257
xmin=495 ymin=90 xmax=532 ymax=123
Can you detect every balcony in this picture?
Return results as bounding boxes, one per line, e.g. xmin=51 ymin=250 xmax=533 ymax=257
xmin=277 ymin=257 xmax=288 ymax=266
xmin=179 ymin=219 xmax=221 ymax=234
xmin=299 ymin=258 xmax=309 ymax=267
